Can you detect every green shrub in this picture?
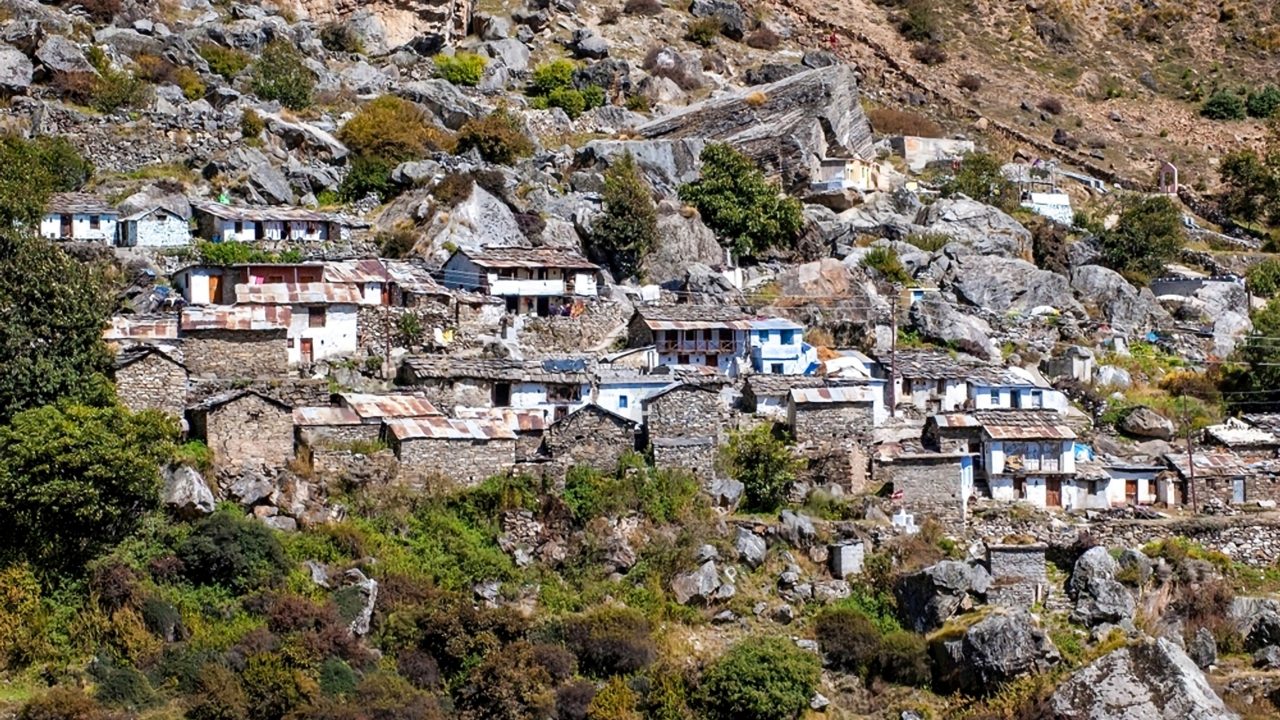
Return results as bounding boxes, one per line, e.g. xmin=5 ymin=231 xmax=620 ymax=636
xmin=875 ymin=631 xmax=930 ymax=687
xmin=18 ymin=687 xmax=122 ymax=720
xmin=185 ymin=663 xmax=248 ymax=720
xmin=339 ymin=154 xmax=395 ymax=202
xmin=252 ymin=39 xmax=316 ymax=110
xmin=530 ymin=59 xmax=577 ymax=96
xmin=685 ymin=17 xmax=722 ymax=45
xmin=174 ymin=440 xmax=213 ymax=471
xmin=318 ymin=657 xmax=358 ymax=697
xmin=678 ymin=143 xmax=805 ymax=258
xmin=720 ymin=424 xmax=801 ymax=512
xmin=940 ymin=152 xmax=1018 ymax=211
xmin=456 ymin=109 xmax=535 ymax=165
xmin=1248 ymin=86 xmax=1280 ymax=118
xmin=861 ymin=245 xmax=911 ymax=284
xmin=814 ymin=607 xmax=880 ymax=675
xmin=91 ymin=67 xmax=150 ymax=114
xmin=319 ymin=22 xmax=363 ymax=53
xmin=177 ymin=509 xmax=288 ymax=593
xmin=591 ymin=151 xmax=657 ymax=279
xmin=698 ymin=637 xmax=820 ymax=720
xmin=547 ymin=86 xmax=587 ymax=118
xmin=340 ymin=96 xmax=456 ymax=160
xmin=905 ymin=232 xmax=949 ymax=252
xmin=1097 ymin=194 xmax=1184 ymax=281
xmin=199 ymin=44 xmax=252 ymax=80
xmin=560 ymin=607 xmax=656 ymax=677
xmin=29 ymin=136 xmax=94 ymax=193
xmin=434 ymin=52 xmax=487 ymax=86
xmin=174 ymin=67 xmax=206 ymax=100
xmin=240 ymin=109 xmax=265 ymax=139
xmin=241 ymin=653 xmax=314 ymax=720
xmin=898 ymin=0 xmax=941 ymax=41
xmin=1248 ymin=258 xmax=1280 ymax=297
xmin=1201 ymin=89 xmax=1247 ymax=120
xmin=197 ymin=241 xmax=297 ymax=265
xmin=625 ymin=94 xmax=651 ymax=112
xmin=455 ymin=641 xmax=556 ymax=720
xmin=90 ymin=659 xmax=156 ymax=710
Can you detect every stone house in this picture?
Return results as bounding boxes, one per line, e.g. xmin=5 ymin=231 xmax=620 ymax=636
xmin=40 ymin=192 xmax=118 ymax=242
xmin=454 ymin=407 xmax=549 ymax=462
xmin=787 ymin=386 xmax=879 ymax=448
xmin=384 ymin=260 xmax=453 ymax=307
xmin=1158 ymin=452 xmax=1280 ymax=508
xmin=875 ymin=350 xmax=988 ymax=415
xmin=293 ymin=406 xmax=380 ymax=448
xmin=544 ymin=403 xmax=639 ymax=472
xmin=742 ymin=375 xmax=828 ymax=420
xmin=188 ymin=390 xmax=293 ymax=469
xmin=874 ymin=447 xmax=975 ymax=533
xmin=116 ymin=206 xmax=190 ymax=248
xmin=180 ymin=306 xmax=290 ymax=379
xmin=811 ymin=156 xmax=892 ymax=193
xmin=1039 ymin=346 xmax=1094 ymax=384
xmin=397 ymin=356 xmax=592 ymax=420
xmin=643 ymin=381 xmax=729 ymax=479
xmin=975 ymin=409 xmax=1078 ymax=510
xmin=986 ymin=544 xmax=1048 ymax=608
xmin=889 ymin=136 xmax=976 ymax=172
xmin=386 ymin=416 xmax=517 ymax=488
xmin=968 ymin=367 xmax=1070 ymax=413
xmin=192 ymin=201 xmax=366 ymax=244
xmin=440 ymin=247 xmax=602 ymax=317
xmin=592 ymin=368 xmax=676 ymax=424
xmin=628 ymin=305 xmax=815 ymax=377
xmin=234 ymin=283 xmax=362 ymax=366
xmin=113 ymin=346 xmax=188 ymax=417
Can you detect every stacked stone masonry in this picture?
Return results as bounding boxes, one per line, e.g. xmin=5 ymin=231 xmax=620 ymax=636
xmin=545 ymin=407 xmax=636 ymax=472
xmin=115 ymin=353 xmax=188 ymax=417
xmin=194 ymin=394 xmax=294 ymax=469
xmin=395 ymin=436 xmax=516 ymax=488
xmin=183 ymin=330 xmax=289 ymax=379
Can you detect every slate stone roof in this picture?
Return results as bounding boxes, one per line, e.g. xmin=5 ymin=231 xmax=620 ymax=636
xmin=973 ymin=409 xmax=1076 ymax=440
xmin=401 ymin=356 xmax=593 ymax=383
xmin=459 ymin=247 xmax=600 ymax=270
xmin=877 ymin=350 xmax=1002 ymax=381
xmin=47 ymin=192 xmax=115 ymax=215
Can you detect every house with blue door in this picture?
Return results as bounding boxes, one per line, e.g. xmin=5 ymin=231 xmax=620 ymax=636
xmin=626 ymin=305 xmax=816 ymax=377
xmin=748 ymin=318 xmax=817 ymax=375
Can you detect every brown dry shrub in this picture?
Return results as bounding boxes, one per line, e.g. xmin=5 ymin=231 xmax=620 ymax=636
xmin=1037 ymin=96 xmax=1065 ymax=115
xmin=745 ymin=26 xmax=781 ymax=50
xmin=957 ymin=73 xmax=983 ymax=92
xmin=865 ymin=107 xmax=944 ymax=137
xmin=623 ymin=0 xmax=663 ymax=15
xmin=911 ymin=41 xmax=948 ymax=65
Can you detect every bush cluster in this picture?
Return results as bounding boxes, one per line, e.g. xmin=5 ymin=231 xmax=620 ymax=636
xmin=698 ymin=637 xmax=819 ymax=720
xmin=527 ymin=60 xmax=605 ymax=119
xmin=456 ymin=109 xmax=535 ymax=165
xmin=719 ymin=424 xmax=802 ymax=511
xmin=434 ymin=52 xmax=488 ymax=86
xmin=1202 ymin=86 xmax=1280 ymax=120
xmin=337 ymin=95 xmax=455 ymax=202
xmin=198 ymin=44 xmax=252 ymax=80
xmin=319 ymin=22 xmax=363 ymax=53
xmin=677 ymin=143 xmax=805 ymax=258
xmin=251 ymin=40 xmax=316 ymax=110
xmin=685 ymin=17 xmax=723 ymax=46
xmin=865 ymin=107 xmax=944 ymax=137
xmin=861 ymin=245 xmax=911 ymax=284
xmin=815 ymin=608 xmax=930 ymax=686
xmin=134 ymin=54 xmax=205 ymax=100
xmin=1097 ymin=194 xmax=1184 ymax=282
xmin=562 ymin=453 xmax=698 ymax=524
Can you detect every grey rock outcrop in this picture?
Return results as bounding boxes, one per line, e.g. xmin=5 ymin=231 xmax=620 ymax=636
xmin=576 ymin=139 xmax=705 ymax=196
xmin=909 ymin=292 xmax=998 ymax=360
xmin=689 ymin=0 xmax=748 ymax=39
xmin=569 ymin=28 xmax=608 ymax=59
xmin=949 ymin=254 xmax=1085 ymax=316
xmin=637 ymin=65 xmax=873 ymax=189
xmin=896 ymin=560 xmax=975 ymax=633
xmin=163 ymin=465 xmax=216 ymax=518
xmin=0 ymin=43 xmax=33 ymax=92
xmin=1071 ymin=265 xmax=1171 ymax=334
xmin=1048 ymin=638 xmax=1236 ymax=719
xmin=672 ymin=560 xmax=722 ymax=604
xmin=735 ymin=527 xmax=767 ymax=569
xmin=1068 ymin=547 xmax=1135 ymax=627
xmin=36 ymin=35 xmax=95 ymax=77
xmin=1121 ymin=407 xmax=1176 ymax=441
xmin=340 ymin=568 xmax=378 ymax=636
xmin=1188 ymin=627 xmax=1217 ymax=669
xmin=934 ymin=610 xmax=1060 ymax=694
xmin=417 ymin=183 xmax=526 ymax=261
xmin=778 ymin=510 xmax=817 ymax=547
xmin=914 ymin=197 xmax=1032 ymax=257
xmin=1096 ymin=364 xmax=1132 ymax=389
xmin=1229 ymin=597 xmax=1280 ymax=650
xmin=643 ymin=200 xmax=724 ymax=285
xmin=396 ymin=79 xmax=490 ymax=129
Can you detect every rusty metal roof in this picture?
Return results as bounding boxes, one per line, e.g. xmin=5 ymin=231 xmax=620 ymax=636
xmin=385 ymin=416 xmax=517 ymax=441
xmin=293 ymin=406 xmax=363 ymax=426
xmin=454 ymin=406 xmax=549 ymax=433
xmin=930 ymin=412 xmax=982 ymax=429
xmin=789 ymin=386 xmax=875 ymax=405
xmin=105 ymin=315 xmax=180 ymax=341
xmin=459 ymin=247 xmax=600 ymax=270
xmin=235 ymin=282 xmax=364 ymax=305
xmin=384 ymin=260 xmax=449 ymax=295
xmin=974 ymin=409 xmax=1076 ymax=440
xmin=1162 ymin=451 xmax=1249 ymax=479
xmin=47 ymin=192 xmax=115 ymax=215
xmin=324 ymin=259 xmax=390 ymax=283
xmin=338 ymin=393 xmax=441 ymax=420
xmin=181 ymin=305 xmax=291 ymax=331
xmin=191 ymin=200 xmax=367 ymax=227
xmin=635 ymin=304 xmax=757 ymax=330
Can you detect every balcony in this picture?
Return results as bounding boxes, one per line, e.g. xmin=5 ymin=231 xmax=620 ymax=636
xmin=489 ymin=278 xmax=566 ymax=296
xmin=657 ymin=339 xmax=737 ymax=354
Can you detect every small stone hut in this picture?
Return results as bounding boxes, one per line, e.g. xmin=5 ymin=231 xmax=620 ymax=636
xmin=386 ymin=416 xmax=517 ymax=488
xmin=787 ymin=386 xmax=875 ymax=448
xmin=113 ymin=346 xmax=188 ymax=417
xmin=544 ymin=403 xmax=639 ymax=472
xmin=986 ymin=543 xmax=1048 ymax=608
xmin=643 ymin=382 xmax=728 ymax=478
xmin=187 ymin=389 xmax=293 ymax=469
xmin=180 ymin=306 xmax=290 ymax=379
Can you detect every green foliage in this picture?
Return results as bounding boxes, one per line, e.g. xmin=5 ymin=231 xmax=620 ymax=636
xmin=1247 ymin=86 xmax=1280 ymax=118
xmin=199 ymin=44 xmax=252 ymax=80
xmin=18 ymin=687 xmax=122 ymax=720
xmin=0 ymin=405 xmax=175 ymax=575
xmin=875 ymin=631 xmax=930 ymax=686
xmin=1224 ymin=297 xmax=1280 ymax=407
xmin=861 ymin=245 xmax=911 ymax=284
xmin=177 ymin=509 xmax=289 ymax=593
xmin=685 ymin=17 xmax=723 ymax=45
xmin=1097 ymin=194 xmax=1184 ymax=281
xmin=0 ymin=564 xmax=47 ymax=670
xmin=562 ymin=455 xmax=699 ymax=525
xmin=698 ymin=637 xmax=820 ymax=720
xmin=814 ymin=607 xmax=880 ymax=675
xmin=456 ymin=109 xmax=535 ymax=165
xmin=1218 ymin=149 xmax=1280 ymax=226
xmin=252 ymin=40 xmax=316 ymax=110
xmin=720 ymin=424 xmax=801 ymax=512
xmin=0 ymin=136 xmax=93 ymax=227
xmin=530 ymin=59 xmax=577 ymax=96
xmin=196 ymin=241 xmax=301 ymax=265
xmin=898 ymin=0 xmax=941 ymax=41
xmin=434 ymin=52 xmax=488 ymax=86
xmin=186 ymin=662 xmax=248 ymax=720
xmin=338 ymin=95 xmax=455 ymax=162
xmin=940 ymin=152 xmax=1018 ymax=212
xmin=559 ymin=607 xmax=656 ymax=678
xmin=591 ymin=152 xmax=658 ymax=279
xmin=455 ymin=641 xmax=555 ymax=720
xmin=240 ymin=109 xmax=265 ymax=139
xmin=905 ymin=232 xmax=949 ymax=252
xmin=339 ymin=154 xmax=395 ymax=202
xmin=90 ymin=65 xmax=150 ymax=114
xmin=678 ymin=143 xmax=805 ymax=258
xmin=90 ymin=658 xmax=156 ymax=709
xmin=318 ymin=657 xmax=358 ymax=696
xmin=1201 ymin=89 xmax=1247 ymax=120
xmin=1248 ymin=258 xmax=1280 ymax=297
xmin=241 ymin=652 xmax=315 ymax=720
xmin=174 ymin=440 xmax=214 ymax=471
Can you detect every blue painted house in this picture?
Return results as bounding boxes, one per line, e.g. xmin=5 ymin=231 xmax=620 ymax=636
xmin=748 ymin=318 xmax=817 ymax=375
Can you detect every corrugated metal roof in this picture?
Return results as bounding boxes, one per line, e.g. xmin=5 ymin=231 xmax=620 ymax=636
xmin=454 ymin=406 xmax=549 ymax=432
xmin=1162 ymin=451 xmax=1249 ymax=479
xmin=105 ymin=315 xmax=180 ymax=340
xmin=1205 ymin=418 xmax=1280 ymax=448
xmin=181 ymin=305 xmax=291 ymax=331
xmin=324 ymin=259 xmax=390 ymax=283
xmin=384 ymin=260 xmax=449 ymax=295
xmin=293 ymin=406 xmax=363 ymax=426
xmin=386 ymin=416 xmax=517 ymax=441
xmin=461 ymin=247 xmax=600 ymax=270
xmin=931 ymin=413 xmax=982 ymax=428
xmin=789 ymin=386 xmax=875 ymax=404
xmin=192 ymin=200 xmax=367 ymax=227
xmin=235 ymin=282 xmax=364 ymax=305
xmin=974 ymin=409 xmax=1076 ymax=440
xmin=47 ymin=192 xmax=115 ymax=215
xmin=338 ymin=393 xmax=441 ymax=420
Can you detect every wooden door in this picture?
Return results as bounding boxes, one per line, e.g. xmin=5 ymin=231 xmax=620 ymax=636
xmin=1125 ymin=479 xmax=1138 ymax=505
xmin=60 ymin=214 xmax=72 ymax=237
xmin=300 ymin=338 xmax=313 ymax=364
xmin=207 ymin=274 xmax=223 ymax=304
xmin=1045 ymin=477 xmax=1062 ymax=507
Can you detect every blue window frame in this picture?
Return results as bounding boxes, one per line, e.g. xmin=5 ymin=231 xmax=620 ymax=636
xmin=780 ymin=330 xmax=795 ymax=344
xmin=618 ymin=396 xmax=629 ymax=409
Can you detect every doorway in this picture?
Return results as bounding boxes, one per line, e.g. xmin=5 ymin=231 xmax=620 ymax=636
xmin=1046 ymin=477 xmax=1062 ymax=507
xmin=1233 ymin=478 xmax=1246 ymax=504
xmin=493 ymin=383 xmax=512 ymax=407
xmin=60 ymin=214 xmax=72 ymax=238
xmin=1125 ymin=479 xmax=1138 ymax=505
xmin=300 ymin=338 xmax=314 ymax=364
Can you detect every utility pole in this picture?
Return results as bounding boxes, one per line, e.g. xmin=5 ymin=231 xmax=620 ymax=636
xmin=1181 ymin=395 xmax=1197 ymax=512
xmin=888 ymin=287 xmax=898 ymax=418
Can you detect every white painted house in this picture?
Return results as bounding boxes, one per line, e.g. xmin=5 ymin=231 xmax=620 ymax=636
xmin=877 ymin=350 xmax=984 ymax=414
xmin=976 ymin=410 xmax=1078 ymax=509
xmin=592 ymin=369 xmax=675 ymax=424
xmin=629 ymin=306 xmax=816 ymax=378
xmin=117 ymin=206 xmax=191 ymax=247
xmin=969 ymin=367 xmax=1070 ymax=413
xmin=192 ymin=201 xmax=367 ymax=244
xmin=234 ymin=282 xmax=361 ymax=365
xmin=41 ymin=193 xmax=118 ymax=242
xmin=440 ymin=247 xmax=602 ymax=317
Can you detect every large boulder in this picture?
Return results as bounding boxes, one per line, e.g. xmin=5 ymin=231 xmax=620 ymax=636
xmin=913 ymin=197 xmax=1032 ymax=258
xmin=0 ymin=42 xmax=33 ymax=93
xmin=948 ymin=254 xmax=1085 ymax=316
xmin=416 ymin=184 xmax=527 ymax=262
xmin=1071 ymin=265 xmax=1171 ymax=334
xmin=909 ymin=291 xmax=999 ymax=360
xmin=396 ymin=80 xmax=491 ymax=130
xmin=35 ymin=35 xmax=95 ymax=77
xmin=337 ymin=569 xmax=378 ymax=636
xmin=576 ymin=139 xmax=706 ymax=196
xmin=1229 ymin=597 xmax=1280 ymax=650
xmin=1068 ymin=547 xmax=1135 ymax=627
xmin=1121 ymin=407 xmax=1176 ymax=441
xmin=689 ymin=0 xmax=748 ymax=39
xmin=934 ymin=610 xmax=1060 ymax=694
xmin=163 ymin=465 xmax=216 ymax=519
xmin=735 ymin=527 xmax=767 ymax=569
xmin=672 ymin=560 xmax=722 ymax=604
xmin=896 ymin=561 xmax=975 ymax=633
xmin=636 ymin=65 xmax=874 ymax=190
xmin=1047 ymin=638 xmax=1237 ymax=719
xmin=642 ymin=200 xmax=724 ymax=285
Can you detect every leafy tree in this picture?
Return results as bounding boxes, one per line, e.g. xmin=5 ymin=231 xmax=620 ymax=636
xmin=1248 ymin=86 xmax=1280 ymax=119
xmin=1219 ymin=149 xmax=1280 ymax=225
xmin=434 ymin=52 xmax=487 ymax=86
xmin=940 ymin=152 xmax=1018 ymax=211
xmin=1097 ymin=195 xmax=1184 ymax=281
xmin=0 ymin=404 xmax=177 ymax=574
xmin=1224 ymin=298 xmax=1280 ymax=408
xmin=720 ymin=424 xmax=802 ymax=511
xmin=0 ymin=231 xmax=115 ymax=419
xmin=861 ymin=245 xmax=911 ymax=285
xmin=177 ymin=509 xmax=289 ymax=592
xmin=339 ymin=154 xmax=395 ymax=202
xmin=337 ymin=96 xmax=455 ymax=162
xmin=678 ymin=144 xmax=805 ymax=258
xmin=0 ymin=136 xmax=94 ymax=228
xmin=1247 ymin=258 xmax=1280 ymax=297
xmin=590 ymin=152 xmax=657 ymax=279
xmin=698 ymin=637 xmax=819 ymax=720
xmin=455 ymin=109 xmax=535 ymax=165
xmin=1201 ymin=89 xmax=1247 ymax=120
xmin=252 ymin=40 xmax=316 ymax=110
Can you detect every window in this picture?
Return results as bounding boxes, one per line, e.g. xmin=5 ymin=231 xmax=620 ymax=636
xmin=548 ymin=384 xmax=581 ymax=403
xmin=780 ymin=330 xmax=795 ymax=344
xmin=770 ymin=363 xmax=784 ymax=374
xmin=308 ymin=307 xmax=326 ymax=328
xmin=989 ymin=389 xmax=1000 ymax=405
xmin=89 ymin=215 xmax=100 ymax=229
xmin=1028 ymin=390 xmax=1043 ymax=408
xmin=677 ymin=354 xmax=689 ymax=364
xmin=618 ymin=396 xmax=629 ymax=409
xmin=234 ymin=221 xmax=243 ymax=234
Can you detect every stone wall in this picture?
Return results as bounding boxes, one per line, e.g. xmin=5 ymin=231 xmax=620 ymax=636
xmin=1195 ymin=476 xmax=1280 ymax=508
xmin=184 ymin=330 xmax=289 ymax=380
xmin=652 ymin=438 xmax=719 ymax=480
xmin=116 ymin=354 xmax=187 ymax=417
xmin=986 ymin=544 xmax=1048 ymax=608
xmin=878 ymin=455 xmax=967 ymax=533
xmin=519 ymin=299 xmax=633 ymax=358
xmin=199 ymin=395 xmax=294 ymax=469
xmin=647 ymin=386 xmax=725 ymax=441
xmin=396 ymin=436 xmax=515 ymax=488
xmin=298 ymin=424 xmax=382 ymax=448
xmin=545 ymin=407 xmax=635 ymax=472
xmin=792 ymin=402 xmax=874 ymax=448
xmin=289 ymin=0 xmax=473 ymax=48
xmin=309 ymin=447 xmax=399 ymax=489
xmin=358 ymin=302 xmax=453 ymax=356
xmin=190 ymin=379 xmax=331 ymax=407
